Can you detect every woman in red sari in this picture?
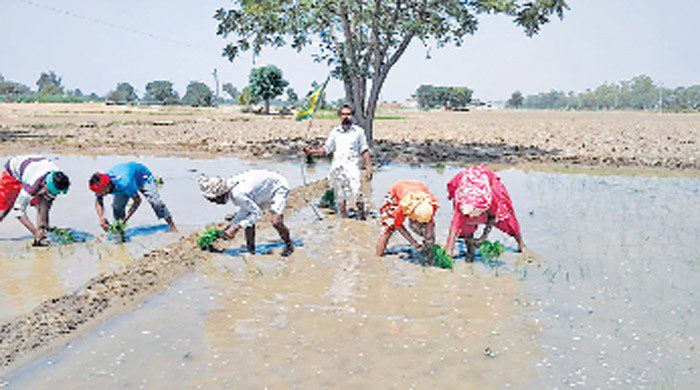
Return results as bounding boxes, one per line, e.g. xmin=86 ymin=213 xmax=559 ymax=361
xmin=445 ymin=165 xmax=524 ymax=259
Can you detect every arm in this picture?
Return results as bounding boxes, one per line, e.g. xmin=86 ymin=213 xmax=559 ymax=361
xmin=223 ymin=193 xmax=262 ymax=239
xmin=475 ymin=213 xmax=495 ymax=245
xmin=36 ymin=196 xmax=53 ymax=233
xmin=397 ymin=225 xmax=421 ymax=251
xmin=445 ymin=211 xmax=461 ymax=255
xmin=14 ymin=190 xmax=42 ymax=241
xmin=303 ymin=147 xmax=327 ymax=156
xmin=376 ymin=230 xmax=393 ymax=256
xmin=362 ymin=150 xmax=372 ymax=179
xmin=123 ymin=193 xmax=142 ymax=223
xmin=95 ymin=195 xmax=110 ymax=230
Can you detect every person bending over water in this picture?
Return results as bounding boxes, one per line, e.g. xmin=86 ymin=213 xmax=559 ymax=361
xmin=198 ymin=169 xmax=294 ymax=257
xmin=0 ymin=155 xmax=70 ymax=245
xmin=445 ymin=165 xmax=524 ymax=260
xmin=89 ymin=162 xmax=177 ymax=232
xmin=376 ymin=180 xmax=439 ymax=261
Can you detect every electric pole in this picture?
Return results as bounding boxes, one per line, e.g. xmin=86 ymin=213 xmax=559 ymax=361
xmin=212 ymin=68 xmax=220 ymax=107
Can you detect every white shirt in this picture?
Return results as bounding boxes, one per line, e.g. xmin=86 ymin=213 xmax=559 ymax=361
xmin=5 ymin=155 xmax=59 ymax=217
xmin=323 ymin=124 xmax=370 ymax=171
xmin=226 ymin=170 xmax=289 ymax=227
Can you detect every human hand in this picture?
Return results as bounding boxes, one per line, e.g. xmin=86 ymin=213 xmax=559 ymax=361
xmin=222 ymin=225 xmax=240 ymax=240
xmin=100 ymin=218 xmax=110 ymax=231
xmin=365 ymin=167 xmax=373 ymax=180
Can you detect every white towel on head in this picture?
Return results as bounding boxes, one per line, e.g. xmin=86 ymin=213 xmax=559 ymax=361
xmin=198 ymin=175 xmax=230 ymax=199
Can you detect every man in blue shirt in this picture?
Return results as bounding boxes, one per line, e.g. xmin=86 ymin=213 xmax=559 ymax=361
xmin=89 ymin=162 xmax=177 ymax=232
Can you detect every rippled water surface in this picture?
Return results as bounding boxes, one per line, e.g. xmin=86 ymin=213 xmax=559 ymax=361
xmin=6 ymin=162 xmax=699 ymax=388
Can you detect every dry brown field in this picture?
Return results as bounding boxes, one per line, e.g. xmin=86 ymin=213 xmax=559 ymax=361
xmin=0 ymin=103 xmax=697 ymax=169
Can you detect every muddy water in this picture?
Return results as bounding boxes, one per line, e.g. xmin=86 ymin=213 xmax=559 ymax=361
xmin=0 ymin=154 xmax=328 ymax=322
xmin=7 ymin=164 xmax=700 ymax=388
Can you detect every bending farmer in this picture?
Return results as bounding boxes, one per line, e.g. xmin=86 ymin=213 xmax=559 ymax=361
xmin=376 ymin=181 xmax=439 ymax=259
xmin=445 ymin=165 xmax=524 ymax=259
xmin=0 ymin=155 xmax=70 ymax=245
xmin=89 ymin=162 xmax=177 ymax=232
xmin=198 ymin=170 xmax=294 ymax=257
xmin=304 ymin=104 xmax=372 ymax=219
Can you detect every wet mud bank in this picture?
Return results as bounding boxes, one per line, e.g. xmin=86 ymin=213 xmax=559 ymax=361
xmin=0 ymin=180 xmax=327 ymax=375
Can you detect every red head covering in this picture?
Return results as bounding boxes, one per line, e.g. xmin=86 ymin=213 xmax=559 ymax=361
xmin=89 ymin=173 xmax=111 ymax=193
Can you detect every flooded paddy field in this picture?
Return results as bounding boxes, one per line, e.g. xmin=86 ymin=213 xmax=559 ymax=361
xmin=4 ymin=161 xmax=698 ymax=388
xmin=0 ymin=154 xmax=329 ymax=322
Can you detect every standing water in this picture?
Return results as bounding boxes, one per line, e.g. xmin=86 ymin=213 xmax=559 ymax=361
xmin=5 ymin=163 xmax=699 ymax=388
xmin=0 ymin=154 xmax=329 ymax=322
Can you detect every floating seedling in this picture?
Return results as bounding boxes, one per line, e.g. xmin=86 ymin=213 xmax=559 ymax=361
xmin=197 ymin=228 xmax=223 ymax=251
xmin=108 ymin=220 xmax=127 ymax=242
xmin=479 ymin=240 xmax=505 ymax=262
xmin=49 ymin=228 xmax=75 ymax=244
xmin=318 ymin=188 xmax=336 ymax=209
xmin=432 ymin=245 xmax=454 ymax=270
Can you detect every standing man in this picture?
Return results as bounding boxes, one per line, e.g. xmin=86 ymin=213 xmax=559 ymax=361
xmin=304 ymin=104 xmax=372 ymax=219
xmin=0 ymin=155 xmax=71 ymax=245
xmin=89 ymin=162 xmax=177 ymax=232
xmin=198 ymin=169 xmax=295 ymax=257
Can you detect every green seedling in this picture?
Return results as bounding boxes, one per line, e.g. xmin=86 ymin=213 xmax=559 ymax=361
xmin=432 ymin=245 xmax=454 ymax=270
xmin=50 ymin=228 xmax=75 ymax=244
xmin=318 ymin=188 xmax=336 ymax=209
xmin=108 ymin=220 xmax=127 ymax=242
xmin=479 ymin=240 xmax=505 ymax=261
xmin=154 ymin=176 xmax=165 ymax=188
xmin=197 ymin=228 xmax=223 ymax=251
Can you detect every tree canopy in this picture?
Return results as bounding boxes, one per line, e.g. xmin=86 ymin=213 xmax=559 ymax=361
xmin=248 ymin=65 xmax=289 ymax=114
xmin=518 ymin=75 xmax=700 ymax=111
xmin=107 ymin=82 xmax=138 ymax=102
xmin=414 ymin=85 xmax=473 ymax=109
xmin=182 ymin=81 xmax=215 ymax=107
xmin=215 ymin=0 xmax=568 ymax=140
xmin=144 ymin=80 xmax=179 ymax=105
xmin=507 ymin=91 xmax=524 ymax=108
xmin=36 ymin=71 xmax=64 ymax=95
xmin=222 ymin=82 xmax=239 ymax=101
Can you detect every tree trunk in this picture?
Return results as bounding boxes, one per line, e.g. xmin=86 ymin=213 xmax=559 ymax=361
xmin=264 ymin=99 xmax=270 ymax=115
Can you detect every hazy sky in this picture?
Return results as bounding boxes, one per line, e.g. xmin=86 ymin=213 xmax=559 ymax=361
xmin=1 ymin=0 xmax=698 ymax=101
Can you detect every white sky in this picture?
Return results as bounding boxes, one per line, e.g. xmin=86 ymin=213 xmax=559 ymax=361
xmin=1 ymin=0 xmax=698 ymax=101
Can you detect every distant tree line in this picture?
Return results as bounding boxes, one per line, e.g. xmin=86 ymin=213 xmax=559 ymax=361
xmin=508 ymin=75 xmax=700 ymax=111
xmin=0 ymin=67 xmax=310 ymax=112
xmin=414 ymin=85 xmax=473 ymax=109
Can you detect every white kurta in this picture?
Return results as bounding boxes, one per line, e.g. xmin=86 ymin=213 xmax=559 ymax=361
xmin=226 ymin=170 xmax=290 ymax=228
xmin=323 ymin=124 xmax=369 ymax=203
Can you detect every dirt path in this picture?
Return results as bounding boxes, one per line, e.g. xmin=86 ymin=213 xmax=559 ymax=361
xmin=0 ymin=180 xmax=327 ymax=376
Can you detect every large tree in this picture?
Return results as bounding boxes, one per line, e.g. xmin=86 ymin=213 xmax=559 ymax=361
xmin=107 ymin=82 xmax=138 ymax=102
xmin=215 ymin=0 xmax=568 ymax=141
xmin=507 ymin=91 xmax=524 ymax=108
xmin=144 ymin=80 xmax=179 ymax=105
xmin=36 ymin=71 xmax=63 ymax=95
xmin=182 ymin=81 xmax=215 ymax=106
xmin=222 ymin=82 xmax=239 ymax=101
xmin=248 ymin=65 xmax=289 ymax=114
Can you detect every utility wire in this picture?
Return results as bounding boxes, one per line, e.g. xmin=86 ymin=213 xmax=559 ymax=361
xmin=10 ymin=0 xmax=212 ymax=52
